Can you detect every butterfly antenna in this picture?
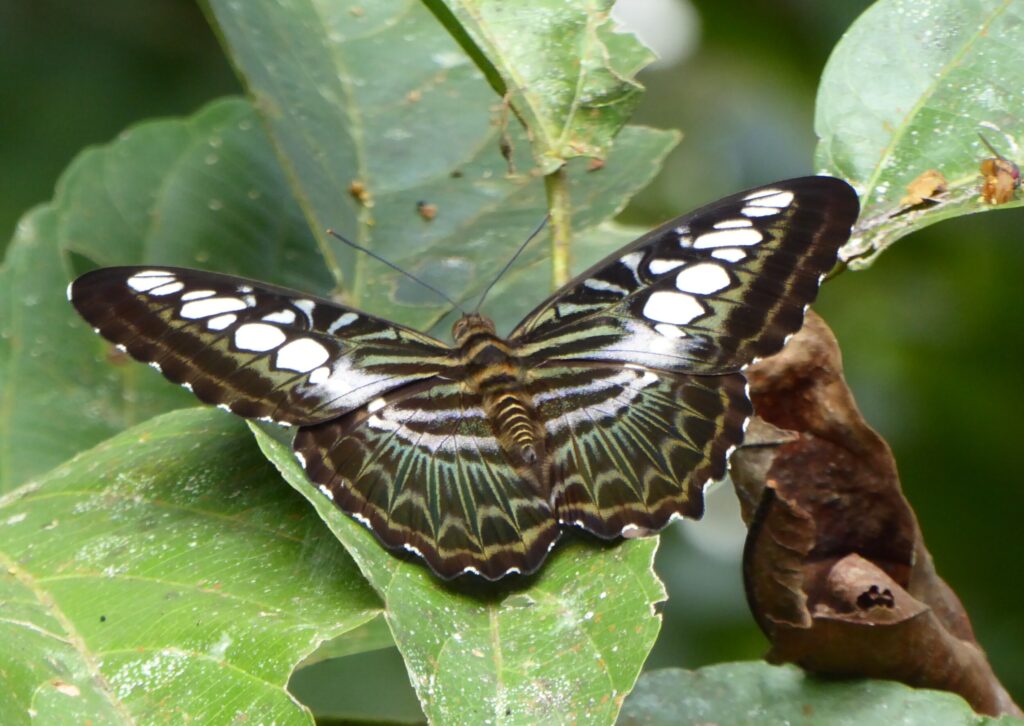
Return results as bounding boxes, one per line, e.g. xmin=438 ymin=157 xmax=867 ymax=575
xmin=473 ymin=215 xmax=550 ymax=313
xmin=327 ymin=228 xmax=464 ymax=312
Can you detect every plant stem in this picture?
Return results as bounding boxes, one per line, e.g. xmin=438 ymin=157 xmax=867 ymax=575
xmin=545 ymin=166 xmax=572 ymax=289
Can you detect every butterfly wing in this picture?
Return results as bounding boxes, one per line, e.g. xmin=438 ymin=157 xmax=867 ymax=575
xmin=294 ymin=380 xmax=560 ymax=580
xmin=511 ymin=176 xmax=858 ymax=373
xmin=511 ymin=177 xmax=857 ymax=542
xmin=530 ymin=363 xmax=749 ymax=537
xmin=69 ymin=266 xmax=455 ymax=425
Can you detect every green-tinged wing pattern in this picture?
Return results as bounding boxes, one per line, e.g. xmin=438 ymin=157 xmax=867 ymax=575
xmin=68 ymin=177 xmax=858 ymax=580
xmin=293 ymin=380 xmax=560 ymax=580
xmin=531 ymin=364 xmax=750 ymax=538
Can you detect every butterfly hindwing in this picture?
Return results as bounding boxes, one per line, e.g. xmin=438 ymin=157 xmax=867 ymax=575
xmin=531 ymin=364 xmax=750 ymax=538
xmin=294 ymin=380 xmax=560 ymax=580
xmin=69 ymin=267 xmax=453 ymax=426
xmin=512 ymin=176 xmax=858 ymax=373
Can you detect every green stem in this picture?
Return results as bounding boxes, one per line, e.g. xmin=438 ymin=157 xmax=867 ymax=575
xmin=545 ymin=166 xmax=572 ymax=289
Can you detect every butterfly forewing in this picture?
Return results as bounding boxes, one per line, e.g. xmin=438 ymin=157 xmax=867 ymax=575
xmin=69 ymin=267 xmax=454 ymax=426
xmin=512 ymin=176 xmax=858 ymax=374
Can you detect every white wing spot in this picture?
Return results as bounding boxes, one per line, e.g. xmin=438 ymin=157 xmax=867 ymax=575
xmin=583 ymin=277 xmax=628 ymax=294
xmin=647 ymin=258 xmax=685 ymax=275
xmin=180 ymin=297 xmax=247 ymax=319
xmin=741 ymin=205 xmax=779 ymax=218
xmin=275 ymin=338 xmax=330 ymax=372
xmin=367 ymin=397 xmax=387 ymax=413
xmin=262 ymin=309 xmax=297 ymax=325
xmin=743 ymin=188 xmax=784 ymax=201
xmin=693 ymin=228 xmax=762 ymax=249
xmin=308 ymin=366 xmax=330 ymax=385
xmin=711 ymin=248 xmax=746 ymax=263
xmin=654 ymin=323 xmax=687 ymax=339
xmin=675 ymin=263 xmax=730 ymax=294
xmin=293 ymin=299 xmax=316 ymax=323
xmin=713 ymin=219 xmax=752 ymax=229
xmin=148 ymin=361 xmax=163 ymax=372
xmin=238 ymin=285 xmax=253 ymax=293
xmin=234 ymin=323 xmax=286 ymax=352
xmin=207 ymin=313 xmax=237 ymax=331
xmin=148 ymin=281 xmax=185 ymax=296
xmin=618 ymin=252 xmax=644 ymax=272
xmin=318 ymin=485 xmax=335 ymax=501
xmin=352 ymin=512 xmax=371 ymax=526
xmin=181 ymin=289 xmax=216 ymax=301
xmin=126 ymin=270 xmax=174 ymax=292
xmin=294 ymin=451 xmax=307 ymax=468
xmin=327 ymin=312 xmax=358 ymax=333
xmin=642 ymin=290 xmax=703 ymax=324
xmin=746 ymin=190 xmax=794 ymax=208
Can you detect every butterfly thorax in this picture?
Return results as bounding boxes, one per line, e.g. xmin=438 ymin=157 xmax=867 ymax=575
xmin=452 ymin=313 xmax=546 ymax=472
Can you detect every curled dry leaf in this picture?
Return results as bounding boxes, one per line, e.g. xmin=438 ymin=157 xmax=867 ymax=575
xmin=899 ymin=169 xmax=948 ymax=207
xmin=731 ymin=310 xmax=1022 ymax=718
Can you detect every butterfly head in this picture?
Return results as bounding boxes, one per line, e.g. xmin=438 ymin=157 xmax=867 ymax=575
xmin=452 ymin=313 xmax=496 ymax=345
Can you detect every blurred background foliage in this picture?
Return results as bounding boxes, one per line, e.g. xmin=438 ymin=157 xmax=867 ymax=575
xmin=2 ymin=0 xmax=1021 ymax=716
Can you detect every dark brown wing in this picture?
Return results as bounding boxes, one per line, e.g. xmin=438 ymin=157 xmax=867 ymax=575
xmin=70 ymin=266 xmax=454 ymax=425
xmin=293 ymin=380 xmax=560 ymax=580
xmin=511 ymin=177 xmax=858 ymax=374
xmin=528 ymin=363 xmax=749 ymax=537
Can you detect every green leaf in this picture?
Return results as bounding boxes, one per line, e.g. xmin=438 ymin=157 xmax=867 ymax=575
xmin=815 ymin=0 xmax=1024 ymax=268
xmin=205 ymin=0 xmax=671 ymax=332
xmin=0 ymin=408 xmax=380 ymax=725
xmin=0 ymin=98 xmax=327 ymax=491
xmin=252 ymin=424 xmax=665 ymax=726
xmin=425 ymin=1 xmax=653 ymax=173
xmin=291 ymin=645 xmax=425 ymax=724
xmin=296 ymin=614 xmax=395 ymax=666
xmin=620 ymin=663 xmax=1024 ymax=726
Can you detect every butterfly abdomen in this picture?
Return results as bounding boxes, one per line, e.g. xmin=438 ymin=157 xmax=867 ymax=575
xmin=454 ymin=314 xmax=546 ymax=471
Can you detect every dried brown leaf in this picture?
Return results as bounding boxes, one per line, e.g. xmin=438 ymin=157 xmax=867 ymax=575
xmin=732 ymin=311 xmax=1021 ymax=717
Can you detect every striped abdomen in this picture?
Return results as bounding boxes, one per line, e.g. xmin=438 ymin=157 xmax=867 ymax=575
xmin=453 ymin=314 xmax=546 ymax=472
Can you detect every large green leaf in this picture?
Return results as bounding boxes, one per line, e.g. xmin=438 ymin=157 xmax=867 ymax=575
xmin=0 ymin=408 xmax=380 ymax=725
xmin=253 ymin=424 xmax=665 ymax=726
xmin=620 ymin=663 xmax=1023 ymax=725
xmin=815 ymin=0 xmax=1024 ymax=268
xmin=204 ymin=0 xmax=672 ymax=333
xmin=426 ymin=0 xmax=653 ymax=173
xmin=0 ymin=98 xmax=328 ymax=492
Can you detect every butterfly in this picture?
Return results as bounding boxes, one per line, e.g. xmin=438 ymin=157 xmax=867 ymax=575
xmin=69 ymin=176 xmax=858 ymax=580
